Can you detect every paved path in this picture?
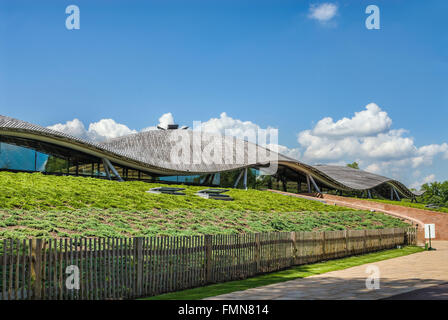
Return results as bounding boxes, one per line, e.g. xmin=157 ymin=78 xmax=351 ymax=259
xmin=206 ymin=241 xmax=448 ymax=300
xmin=383 ymin=282 xmax=448 ymax=300
xmin=268 ymin=190 xmax=448 ymax=242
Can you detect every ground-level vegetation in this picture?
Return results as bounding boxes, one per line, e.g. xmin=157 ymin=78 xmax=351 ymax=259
xmin=0 ymin=208 xmax=409 ymax=238
xmin=144 ymin=246 xmax=424 ymax=300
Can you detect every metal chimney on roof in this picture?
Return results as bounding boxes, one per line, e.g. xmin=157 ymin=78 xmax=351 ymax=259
xmin=157 ymin=123 xmax=186 ymax=130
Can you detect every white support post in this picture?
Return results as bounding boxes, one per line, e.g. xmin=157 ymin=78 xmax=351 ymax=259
xmin=306 ymin=175 xmax=311 ymax=193
xmin=102 ymin=158 xmax=124 ymax=182
xmin=393 ymin=188 xmax=401 ymax=201
xmin=308 ymin=175 xmax=321 ymax=193
xmin=233 ymin=169 xmax=244 ymax=188
xmin=102 ymin=158 xmax=111 ymax=180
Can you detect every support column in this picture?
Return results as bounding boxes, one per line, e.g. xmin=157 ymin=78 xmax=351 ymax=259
xmin=102 ymin=158 xmax=111 ymax=180
xmin=102 ymin=158 xmax=124 ymax=182
xmin=308 ymin=174 xmax=321 ymax=193
xmin=233 ymin=169 xmax=244 ymax=188
xmin=393 ymin=188 xmax=401 ymax=201
xmin=367 ymin=190 xmax=372 ymax=199
xmin=243 ymin=167 xmax=248 ymax=190
xmin=306 ymin=175 xmax=311 ymax=193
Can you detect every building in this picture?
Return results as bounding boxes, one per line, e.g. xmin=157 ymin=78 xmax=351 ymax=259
xmin=0 ymin=114 xmax=418 ymax=200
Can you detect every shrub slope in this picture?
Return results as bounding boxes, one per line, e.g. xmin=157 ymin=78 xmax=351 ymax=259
xmin=0 ymin=172 xmax=410 ymax=238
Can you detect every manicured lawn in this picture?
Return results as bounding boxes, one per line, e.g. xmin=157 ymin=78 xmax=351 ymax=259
xmin=143 ymin=246 xmax=424 ymax=300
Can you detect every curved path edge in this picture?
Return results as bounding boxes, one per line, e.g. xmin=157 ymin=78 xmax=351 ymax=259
xmin=267 ymin=190 xmax=448 ymax=242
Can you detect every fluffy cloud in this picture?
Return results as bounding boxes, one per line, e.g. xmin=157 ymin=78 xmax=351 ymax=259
xmin=88 ymin=119 xmax=137 ymax=141
xmin=142 ymin=112 xmax=176 ymax=131
xmin=308 ymin=3 xmax=338 ymax=23
xmin=47 ymin=105 xmax=445 ymax=188
xmin=297 ymin=103 xmax=448 ymax=186
xmin=312 ymin=103 xmax=392 ymax=137
xmin=410 ymin=174 xmax=436 ymax=190
xmin=47 ymin=118 xmax=88 ymax=139
xmin=196 ymin=112 xmax=300 ymax=160
xmin=47 ymin=112 xmax=300 ymax=160
xmin=195 ymin=112 xmax=264 ymax=139
xmin=48 ymin=118 xmax=136 ymax=142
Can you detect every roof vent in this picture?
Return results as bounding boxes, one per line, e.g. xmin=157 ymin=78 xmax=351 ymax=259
xmin=157 ymin=123 xmax=189 ymax=130
xmin=157 ymin=124 xmax=179 ymax=130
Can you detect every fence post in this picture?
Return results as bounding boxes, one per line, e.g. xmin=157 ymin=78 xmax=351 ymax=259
xmin=379 ymin=229 xmax=382 ymax=250
xmin=31 ymin=239 xmax=43 ymax=300
xmin=290 ymin=232 xmax=297 ymax=266
xmin=205 ymin=235 xmax=213 ymax=283
xmin=134 ymin=237 xmax=143 ymax=297
xmin=344 ymin=229 xmax=349 ymax=257
xmin=322 ymin=231 xmax=326 ymax=260
xmin=254 ymin=233 xmax=261 ymax=273
xmin=363 ymin=230 xmax=367 ymax=253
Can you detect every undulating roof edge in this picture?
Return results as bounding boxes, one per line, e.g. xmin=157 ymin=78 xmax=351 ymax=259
xmin=0 ymin=114 xmax=421 ymax=197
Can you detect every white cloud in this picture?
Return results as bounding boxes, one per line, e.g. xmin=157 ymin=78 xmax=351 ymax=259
xmin=48 ymin=118 xmax=136 ymax=142
xmin=47 ymin=118 xmax=88 ymax=139
xmin=47 ymin=106 xmax=446 ymax=187
xmin=312 ymin=103 xmax=392 ymax=137
xmin=296 ymin=103 xmax=448 ymax=186
xmin=87 ymin=119 xmax=137 ymax=141
xmin=308 ymin=3 xmax=338 ymax=23
xmin=197 ymin=112 xmax=300 ymax=160
xmin=142 ymin=112 xmax=176 ymax=131
xmin=410 ymin=174 xmax=436 ymax=190
xmin=196 ymin=112 xmax=263 ymax=140
xmin=266 ymin=144 xmax=301 ymax=161
xmin=47 ymin=112 xmax=300 ymax=160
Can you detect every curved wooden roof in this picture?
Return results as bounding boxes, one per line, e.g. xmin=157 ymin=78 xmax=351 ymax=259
xmin=0 ymin=114 xmax=419 ymax=197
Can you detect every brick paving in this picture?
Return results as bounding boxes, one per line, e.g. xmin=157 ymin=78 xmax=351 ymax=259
xmin=206 ymin=241 xmax=448 ymax=300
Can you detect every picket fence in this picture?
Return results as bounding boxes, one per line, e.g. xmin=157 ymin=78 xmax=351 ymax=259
xmin=0 ymin=227 xmax=417 ymax=300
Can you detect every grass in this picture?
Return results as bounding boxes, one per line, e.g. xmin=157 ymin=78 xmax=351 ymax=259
xmin=0 ymin=208 xmax=410 ymax=238
xmin=361 ymin=197 xmax=448 ymax=214
xmin=143 ymin=245 xmax=424 ymax=300
xmin=0 ymin=172 xmax=352 ymax=212
xmin=0 ymin=172 xmax=410 ymax=238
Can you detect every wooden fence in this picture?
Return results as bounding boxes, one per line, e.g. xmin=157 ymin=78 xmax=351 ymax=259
xmin=0 ymin=227 xmax=416 ymax=300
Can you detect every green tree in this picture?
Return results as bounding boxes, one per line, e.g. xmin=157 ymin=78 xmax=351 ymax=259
xmin=45 ymin=156 xmax=68 ymax=173
xmin=347 ymin=162 xmax=360 ymax=170
xmin=420 ymin=181 xmax=448 ymax=206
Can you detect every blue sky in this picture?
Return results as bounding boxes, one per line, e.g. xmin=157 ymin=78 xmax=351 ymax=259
xmin=0 ymin=0 xmax=447 ymax=188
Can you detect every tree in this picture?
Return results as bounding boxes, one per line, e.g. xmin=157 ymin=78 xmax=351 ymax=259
xmin=45 ymin=156 xmax=68 ymax=173
xmin=420 ymin=181 xmax=448 ymax=206
xmin=347 ymin=162 xmax=360 ymax=170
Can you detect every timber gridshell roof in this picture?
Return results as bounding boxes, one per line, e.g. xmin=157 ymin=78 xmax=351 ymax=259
xmin=0 ymin=114 xmax=419 ymax=198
